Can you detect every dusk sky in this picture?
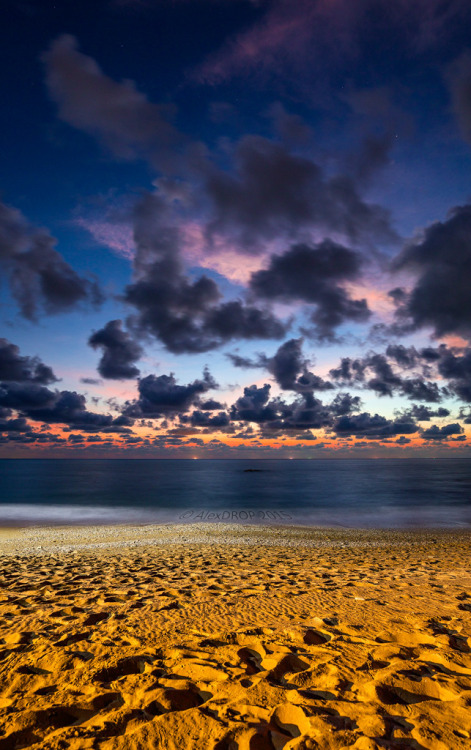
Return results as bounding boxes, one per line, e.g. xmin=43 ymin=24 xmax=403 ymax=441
xmin=2 ymin=0 xmax=471 ymax=458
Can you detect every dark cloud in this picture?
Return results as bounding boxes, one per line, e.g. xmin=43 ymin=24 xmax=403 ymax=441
xmin=329 ymin=349 xmax=445 ymax=402
xmin=385 ymin=344 xmax=419 ymax=368
xmin=448 ymin=51 xmax=471 ymax=147
xmin=124 ymin=193 xmax=287 ymax=353
xmin=229 ymin=384 xmax=275 ymax=424
xmin=199 ymin=399 xmax=224 ymax=410
xmin=270 ymin=103 xmax=313 ymax=146
xmin=250 ymin=241 xmax=370 ymax=339
xmin=348 ymin=133 xmax=393 ymax=185
xmin=329 ymin=392 xmax=362 ymax=416
xmin=123 ymin=368 xmax=217 ymax=418
xmin=401 ymin=404 xmax=450 ymax=421
xmin=268 ymin=338 xmax=306 ymax=390
xmin=458 ymin=407 xmax=471 ymax=424
xmin=229 ymin=383 xmax=333 ymax=432
xmin=227 ymin=339 xmax=334 ymax=392
xmin=392 ymin=205 xmax=471 ymax=340
xmin=0 ymin=431 xmax=43 ymax=445
xmin=185 ymin=410 xmax=231 ymax=428
xmin=421 ymin=423 xmax=464 ymax=440
xmin=205 ymin=136 xmax=395 ymax=251
xmin=68 ymin=433 xmax=85 ymax=443
xmin=399 ymin=378 xmax=442 ymax=402
xmin=0 ymin=382 xmax=133 ymax=433
xmin=204 ymin=301 xmax=287 ymax=343
xmin=395 ymin=436 xmax=411 ymax=445
xmin=80 ymin=377 xmax=103 ymax=385
xmin=436 ymin=345 xmax=471 ymax=402
xmin=382 ymin=343 xmax=471 ymax=403
xmin=0 ymin=417 xmax=30 ymax=433
xmin=267 ymin=338 xmax=335 ymax=392
xmin=43 ymin=35 xmax=180 ymax=169
xmin=0 ymin=338 xmax=58 ymax=384
xmin=89 ymin=319 xmax=143 ymax=380
xmin=0 ymin=200 xmax=103 ymax=320
xmin=360 ymin=353 xmax=402 ymax=396
xmin=226 ymin=353 xmax=261 ymax=369
xmin=329 ymin=356 xmax=365 ymax=382
xmin=23 ymin=390 xmax=133 ymax=432
xmin=0 ymin=383 xmax=57 ymax=411
xmin=332 ymin=343 xmax=471 ymax=404
xmin=334 ymin=412 xmax=418 ymax=439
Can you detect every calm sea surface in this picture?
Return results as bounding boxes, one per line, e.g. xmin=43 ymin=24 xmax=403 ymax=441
xmin=0 ymin=458 xmax=470 ymax=528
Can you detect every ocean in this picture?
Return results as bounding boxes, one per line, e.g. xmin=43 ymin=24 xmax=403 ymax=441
xmin=0 ymin=458 xmax=470 ymax=529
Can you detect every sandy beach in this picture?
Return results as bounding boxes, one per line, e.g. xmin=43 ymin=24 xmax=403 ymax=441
xmin=0 ymin=524 xmax=470 ymax=750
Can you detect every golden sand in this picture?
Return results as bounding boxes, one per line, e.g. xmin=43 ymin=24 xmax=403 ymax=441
xmin=0 ymin=524 xmax=470 ymax=750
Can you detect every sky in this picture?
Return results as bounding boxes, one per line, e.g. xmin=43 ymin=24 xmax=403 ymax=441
xmin=2 ymin=0 xmax=471 ymax=458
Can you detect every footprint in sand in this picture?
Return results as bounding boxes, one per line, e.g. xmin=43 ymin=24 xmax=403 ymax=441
xmin=93 ymin=655 xmax=153 ymax=683
xmin=146 ymin=683 xmax=211 ymax=715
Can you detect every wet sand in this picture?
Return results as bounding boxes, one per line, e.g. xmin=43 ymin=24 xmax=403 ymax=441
xmin=0 ymin=524 xmax=470 ymax=749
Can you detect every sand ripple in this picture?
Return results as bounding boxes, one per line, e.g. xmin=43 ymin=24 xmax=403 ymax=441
xmin=0 ymin=526 xmax=470 ymax=749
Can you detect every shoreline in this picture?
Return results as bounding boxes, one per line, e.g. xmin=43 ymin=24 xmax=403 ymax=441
xmin=1 ymin=522 xmax=470 ymax=556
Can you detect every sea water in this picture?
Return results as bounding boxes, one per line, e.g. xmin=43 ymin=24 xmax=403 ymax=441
xmin=1 ymin=458 xmax=470 ymax=528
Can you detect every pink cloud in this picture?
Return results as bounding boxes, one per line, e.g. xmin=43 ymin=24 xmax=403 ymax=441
xmin=180 ymin=222 xmax=267 ymax=284
xmin=195 ymin=0 xmax=341 ymax=84
xmin=75 ymin=217 xmax=135 ymax=260
xmin=195 ymin=0 xmax=470 ymax=85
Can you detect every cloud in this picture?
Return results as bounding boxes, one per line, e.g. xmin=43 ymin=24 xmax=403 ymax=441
xmin=185 ymin=410 xmax=231 ymax=428
xmin=89 ymin=319 xmax=143 ymax=380
xmin=329 ymin=392 xmax=362 ymax=416
xmin=199 ymin=399 xmax=225 ymax=410
xmin=400 ymin=404 xmax=450 ymax=421
xmin=421 ymin=423 xmax=464 ymax=440
xmin=0 ymin=429 xmax=66 ymax=445
xmin=124 ymin=192 xmax=287 ymax=353
xmin=0 ymin=382 xmax=133 ymax=433
xmin=194 ymin=0 xmax=356 ymax=85
xmin=448 ymin=50 xmax=471 ymax=146
xmin=123 ymin=368 xmax=217 ymax=418
xmin=268 ymin=338 xmax=335 ymax=391
xmin=436 ymin=345 xmax=471 ymax=401
xmin=0 ymin=417 xmax=30 ymax=433
xmin=26 ymin=391 xmax=134 ymax=432
xmin=204 ymin=136 xmax=396 ymax=251
xmin=392 ymin=205 xmax=471 ymax=340
xmin=267 ymin=338 xmax=307 ymax=390
xmin=329 ymin=349 xmax=446 ymax=402
xmin=43 ymin=35 xmax=180 ymax=168
xmin=334 ymin=412 xmax=418 ymax=439
xmin=229 ymin=383 xmax=333 ymax=432
xmin=399 ymin=378 xmax=442 ymax=402
xmin=0 ymin=200 xmax=103 ymax=320
xmin=347 ymin=133 xmax=394 ymax=185
xmin=227 ymin=338 xmax=334 ymax=391
xmin=0 ymin=338 xmax=58 ymax=384
xmin=226 ymin=352 xmax=262 ymax=369
xmin=74 ymin=217 xmax=135 ymax=260
xmin=0 ymin=382 xmax=59 ymax=411
xmin=250 ymin=241 xmax=370 ymax=339
xmin=195 ymin=0 xmax=470 ymax=86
